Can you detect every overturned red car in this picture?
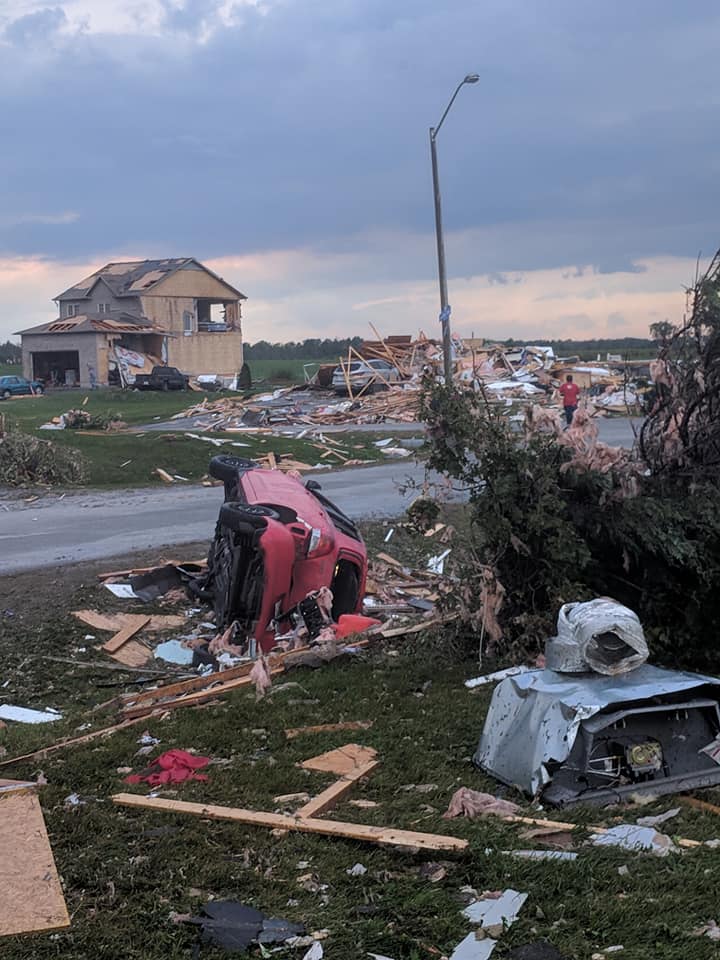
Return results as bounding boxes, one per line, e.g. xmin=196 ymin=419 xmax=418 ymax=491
xmin=192 ymin=456 xmax=368 ymax=653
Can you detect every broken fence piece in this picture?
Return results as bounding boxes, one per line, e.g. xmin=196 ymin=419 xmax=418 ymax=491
xmin=465 ymin=666 xmax=532 ymax=689
xmin=112 ymin=794 xmax=469 ymax=852
xmin=0 ymin=781 xmax=70 ymax=937
xmin=285 ymin=720 xmax=374 ymax=740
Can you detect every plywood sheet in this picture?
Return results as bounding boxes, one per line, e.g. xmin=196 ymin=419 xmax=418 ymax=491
xmin=300 ymin=744 xmax=378 ymax=776
xmin=0 ymin=790 xmax=70 ymax=937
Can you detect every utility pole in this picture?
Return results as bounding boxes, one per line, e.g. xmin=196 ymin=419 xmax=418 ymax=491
xmin=429 ymin=74 xmax=479 ymax=384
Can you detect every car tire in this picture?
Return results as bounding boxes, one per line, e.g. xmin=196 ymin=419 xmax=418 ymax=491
xmin=1 ymin=390 xmax=10 ymax=400
xmin=35 ymin=386 xmax=44 ymax=396
xmin=219 ymin=501 xmax=280 ymax=531
xmin=208 ymin=455 xmax=259 ymax=483
xmin=162 ymin=380 xmax=169 ymax=391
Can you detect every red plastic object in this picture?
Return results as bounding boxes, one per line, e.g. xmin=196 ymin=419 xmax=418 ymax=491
xmin=335 ymin=614 xmax=382 ymax=639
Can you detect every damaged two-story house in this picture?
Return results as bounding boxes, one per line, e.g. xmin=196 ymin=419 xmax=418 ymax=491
xmin=16 ymin=258 xmax=247 ymax=387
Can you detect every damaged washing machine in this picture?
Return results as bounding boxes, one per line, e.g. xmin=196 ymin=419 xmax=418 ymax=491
xmin=474 ymin=598 xmax=720 ymax=806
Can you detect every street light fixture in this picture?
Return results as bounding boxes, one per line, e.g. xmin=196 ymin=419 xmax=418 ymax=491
xmin=429 ymin=74 xmax=479 ymax=383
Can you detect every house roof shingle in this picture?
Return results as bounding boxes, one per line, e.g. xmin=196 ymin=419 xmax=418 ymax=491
xmin=54 ymin=258 xmax=246 ymax=301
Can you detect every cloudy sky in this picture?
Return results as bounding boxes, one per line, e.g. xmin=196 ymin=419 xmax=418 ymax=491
xmin=1 ymin=0 xmax=718 ymax=344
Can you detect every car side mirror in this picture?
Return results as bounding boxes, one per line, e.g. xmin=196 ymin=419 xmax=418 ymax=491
xmin=305 ymin=480 xmax=322 ymax=492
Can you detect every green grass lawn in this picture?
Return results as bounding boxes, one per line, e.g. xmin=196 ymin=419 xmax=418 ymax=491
xmin=247 ymin=357 xmax=340 ymax=384
xmin=1 ymin=386 xmax=425 ymax=489
xmin=2 ymin=530 xmax=720 ymax=960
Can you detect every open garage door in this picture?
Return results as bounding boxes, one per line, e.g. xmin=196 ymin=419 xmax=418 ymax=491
xmin=32 ymin=351 xmax=80 ymax=387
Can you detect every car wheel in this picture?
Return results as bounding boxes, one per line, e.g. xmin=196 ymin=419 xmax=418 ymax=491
xmin=35 ymin=386 xmax=44 ymax=395
xmin=162 ymin=380 xmax=169 ymax=391
xmin=1 ymin=390 xmax=10 ymax=400
xmin=219 ymin=501 xmax=280 ymax=531
xmin=208 ymin=454 xmax=259 ymax=483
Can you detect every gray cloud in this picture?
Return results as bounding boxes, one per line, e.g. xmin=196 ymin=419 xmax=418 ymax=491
xmin=3 ymin=6 xmax=66 ymax=44
xmin=0 ymin=0 xmax=719 ymax=283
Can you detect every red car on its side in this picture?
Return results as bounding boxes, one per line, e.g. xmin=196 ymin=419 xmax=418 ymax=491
xmin=195 ymin=456 xmax=368 ymax=653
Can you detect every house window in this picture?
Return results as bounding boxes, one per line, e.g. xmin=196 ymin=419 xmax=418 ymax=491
xmin=183 ymin=310 xmax=193 ymax=336
xmin=98 ymin=303 xmax=110 ymax=314
xmin=67 ymin=303 xmax=78 ymax=317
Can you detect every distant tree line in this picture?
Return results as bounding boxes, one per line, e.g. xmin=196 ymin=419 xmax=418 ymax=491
xmin=0 ymin=340 xmax=21 ymax=363
xmin=244 ymin=337 xmax=363 ymax=361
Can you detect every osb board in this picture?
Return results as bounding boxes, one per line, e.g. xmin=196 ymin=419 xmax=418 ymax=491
xmin=106 ymin=639 xmax=152 ymax=668
xmin=72 ymin=610 xmax=184 ymax=633
xmin=0 ymin=790 xmax=70 ymax=937
xmin=300 ymin=744 xmax=378 ymax=776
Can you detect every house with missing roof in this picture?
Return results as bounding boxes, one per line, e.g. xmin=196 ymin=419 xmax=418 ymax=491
xmin=16 ymin=258 xmax=246 ymax=387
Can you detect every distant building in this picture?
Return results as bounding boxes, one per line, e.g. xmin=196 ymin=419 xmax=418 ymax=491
xmin=16 ymin=258 xmax=246 ymax=387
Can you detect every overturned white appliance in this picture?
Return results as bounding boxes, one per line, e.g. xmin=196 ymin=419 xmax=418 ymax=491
xmin=475 ymin=599 xmax=720 ymax=806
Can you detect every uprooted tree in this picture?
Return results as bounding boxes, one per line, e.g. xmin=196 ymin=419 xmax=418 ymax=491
xmin=421 ymin=250 xmax=720 ymax=671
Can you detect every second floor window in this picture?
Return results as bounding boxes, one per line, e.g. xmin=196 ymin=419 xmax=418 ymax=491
xmin=66 ymin=303 xmax=78 ymax=317
xmin=98 ymin=303 xmax=110 ymax=314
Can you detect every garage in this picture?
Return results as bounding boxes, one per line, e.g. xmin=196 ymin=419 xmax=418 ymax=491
xmin=31 ymin=350 xmax=80 ymax=387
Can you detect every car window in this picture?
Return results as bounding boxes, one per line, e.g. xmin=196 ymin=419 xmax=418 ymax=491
xmin=369 ymin=359 xmax=392 ymax=370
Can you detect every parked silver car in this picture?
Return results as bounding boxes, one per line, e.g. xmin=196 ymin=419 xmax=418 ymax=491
xmin=332 ymin=358 xmax=401 ymax=394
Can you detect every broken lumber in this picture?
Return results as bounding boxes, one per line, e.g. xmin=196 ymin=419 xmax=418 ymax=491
xmin=120 ymin=666 xmax=286 ymax=719
xmin=111 ymin=793 xmax=468 ymax=853
xmin=0 ymin=786 xmax=70 ymax=937
xmin=285 ymin=721 xmax=374 ymax=740
xmin=0 ymin=715 xmax=152 ymax=767
xmin=681 ymin=796 xmax=720 ymax=817
xmin=103 ymin=615 xmax=151 ymax=654
xmin=295 ymin=760 xmax=379 ymax=819
xmin=300 ymin=744 xmax=378 ymax=776
xmin=73 ymin=610 xmax=185 ymax=633
xmin=502 ymin=814 xmax=701 ymax=849
xmin=155 ymin=467 xmax=174 ymax=483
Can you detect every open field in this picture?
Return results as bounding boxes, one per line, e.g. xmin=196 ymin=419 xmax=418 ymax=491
xmin=2 ymin=524 xmax=720 ymax=959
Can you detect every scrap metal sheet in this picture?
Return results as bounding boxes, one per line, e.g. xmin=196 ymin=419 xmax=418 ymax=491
xmin=475 ymin=665 xmax=720 ymax=796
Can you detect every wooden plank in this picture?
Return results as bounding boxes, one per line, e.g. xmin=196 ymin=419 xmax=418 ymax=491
xmin=295 ymin=760 xmax=379 ymax=818
xmin=120 ymin=666 xmax=286 ymax=719
xmin=681 ymin=796 xmax=720 ymax=817
xmin=301 ymin=744 xmax=377 ymax=776
xmin=0 ymin=790 xmax=70 ymax=937
xmin=73 ymin=610 xmax=185 ymax=633
xmin=285 ymin=721 xmax=374 ymax=740
xmin=502 ymin=814 xmax=701 ymax=849
xmin=103 ymin=615 xmax=151 ymax=654
xmin=106 ymin=640 xmax=152 ymax=668
xmin=0 ymin=715 xmax=152 ymax=767
xmin=376 ymin=552 xmax=402 ymax=568
xmin=121 ymin=640 xmax=375 ymax=714
xmin=267 ymin=451 xmax=278 ymax=470
xmin=111 ymin=793 xmax=468 ymax=853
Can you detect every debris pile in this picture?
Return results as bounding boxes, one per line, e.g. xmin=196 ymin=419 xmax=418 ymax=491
xmin=0 ymin=419 xmax=86 ymax=486
xmin=167 ymin=330 xmax=649 ymax=434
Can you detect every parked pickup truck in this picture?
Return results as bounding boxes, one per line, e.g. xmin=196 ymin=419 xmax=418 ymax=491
xmin=133 ymin=366 xmax=189 ymax=391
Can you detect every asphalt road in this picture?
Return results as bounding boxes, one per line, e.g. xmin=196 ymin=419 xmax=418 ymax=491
xmin=0 ymin=418 xmax=639 ymax=575
xmin=0 ymin=463 xmax=429 ymax=575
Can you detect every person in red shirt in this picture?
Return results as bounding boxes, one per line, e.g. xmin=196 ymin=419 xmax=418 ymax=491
xmin=558 ymin=374 xmax=581 ymax=427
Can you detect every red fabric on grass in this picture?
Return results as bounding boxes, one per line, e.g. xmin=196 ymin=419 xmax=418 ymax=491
xmin=124 ymin=749 xmax=210 ymax=786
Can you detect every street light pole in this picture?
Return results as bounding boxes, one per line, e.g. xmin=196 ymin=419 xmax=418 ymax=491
xmin=429 ymin=74 xmax=479 ymax=384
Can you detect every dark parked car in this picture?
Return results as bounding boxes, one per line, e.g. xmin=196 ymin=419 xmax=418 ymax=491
xmin=134 ymin=366 xmax=189 ymax=391
xmin=191 ymin=456 xmax=368 ymax=653
xmin=0 ymin=375 xmax=44 ymax=399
